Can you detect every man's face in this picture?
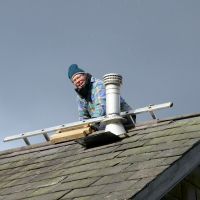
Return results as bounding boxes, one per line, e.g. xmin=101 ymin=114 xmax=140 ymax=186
xmin=72 ymin=73 xmax=87 ymax=89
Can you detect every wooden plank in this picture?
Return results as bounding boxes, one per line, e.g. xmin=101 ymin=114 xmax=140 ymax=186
xmin=181 ymin=181 xmax=196 ymax=200
xmin=166 ymin=183 xmax=182 ymax=199
xmin=185 ymin=166 xmax=200 ymax=189
xmin=50 ymin=125 xmax=94 ymax=144
xmin=57 ymin=124 xmax=92 ymax=132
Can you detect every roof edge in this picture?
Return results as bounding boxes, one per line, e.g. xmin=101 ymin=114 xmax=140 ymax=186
xmin=130 ymin=141 xmax=200 ymax=200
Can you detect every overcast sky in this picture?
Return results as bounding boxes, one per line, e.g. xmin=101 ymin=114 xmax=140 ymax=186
xmin=0 ymin=0 xmax=199 ymax=151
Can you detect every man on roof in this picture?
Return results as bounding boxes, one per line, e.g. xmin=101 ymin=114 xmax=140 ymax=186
xmin=68 ymin=64 xmax=134 ymax=121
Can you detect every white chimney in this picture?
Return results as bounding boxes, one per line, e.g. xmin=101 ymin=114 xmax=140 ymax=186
xmin=102 ymin=73 xmax=126 ymax=135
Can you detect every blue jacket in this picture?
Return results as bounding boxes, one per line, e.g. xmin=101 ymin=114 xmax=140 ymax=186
xmin=77 ymin=77 xmax=132 ymax=120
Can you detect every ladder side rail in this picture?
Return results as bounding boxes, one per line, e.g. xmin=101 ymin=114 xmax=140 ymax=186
xmin=121 ymin=102 xmax=173 ymax=117
xmin=3 ymin=116 xmax=105 ymax=143
xmin=3 ymin=102 xmax=173 ymax=143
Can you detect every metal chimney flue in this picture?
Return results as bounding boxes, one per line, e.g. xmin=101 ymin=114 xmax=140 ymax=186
xmin=102 ymin=73 xmax=126 ymax=136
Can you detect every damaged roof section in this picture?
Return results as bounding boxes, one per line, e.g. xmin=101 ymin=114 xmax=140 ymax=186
xmin=0 ymin=114 xmax=200 ymax=200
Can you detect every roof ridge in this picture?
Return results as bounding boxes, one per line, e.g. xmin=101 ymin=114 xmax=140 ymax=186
xmin=159 ymin=112 xmax=200 ymax=122
xmin=1 ymin=112 xmax=200 ymax=156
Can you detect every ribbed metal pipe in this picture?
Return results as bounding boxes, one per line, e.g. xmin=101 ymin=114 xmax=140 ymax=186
xmin=103 ymin=73 xmax=126 ymax=135
xmin=103 ymin=74 xmax=122 ymax=115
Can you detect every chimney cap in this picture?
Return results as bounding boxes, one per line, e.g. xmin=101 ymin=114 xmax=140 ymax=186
xmin=103 ymin=73 xmax=122 ymax=86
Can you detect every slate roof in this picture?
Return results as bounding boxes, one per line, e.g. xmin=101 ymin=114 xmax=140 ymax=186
xmin=0 ymin=113 xmax=200 ymax=200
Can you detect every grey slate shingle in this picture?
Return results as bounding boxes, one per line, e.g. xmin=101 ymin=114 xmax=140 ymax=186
xmin=0 ymin=114 xmax=200 ymax=200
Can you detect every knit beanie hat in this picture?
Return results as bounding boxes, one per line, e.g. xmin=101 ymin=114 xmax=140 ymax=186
xmin=68 ymin=64 xmax=85 ymax=80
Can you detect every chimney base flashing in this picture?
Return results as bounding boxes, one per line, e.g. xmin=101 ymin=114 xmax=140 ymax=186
xmin=102 ymin=115 xmax=126 ymax=124
xmin=105 ymin=122 xmax=126 ymax=136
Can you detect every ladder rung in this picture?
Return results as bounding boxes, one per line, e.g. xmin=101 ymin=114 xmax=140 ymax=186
xmin=149 ymin=111 xmax=157 ymax=119
xmin=23 ymin=137 xmax=31 ymax=146
xmin=43 ymin=133 xmax=50 ymax=141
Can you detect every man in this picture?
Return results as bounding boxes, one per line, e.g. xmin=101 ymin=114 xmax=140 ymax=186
xmin=68 ymin=64 xmax=133 ymax=121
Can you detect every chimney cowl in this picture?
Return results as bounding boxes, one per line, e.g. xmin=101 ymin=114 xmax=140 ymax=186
xmin=102 ymin=73 xmax=126 ymax=136
xmin=103 ymin=73 xmax=122 ymax=86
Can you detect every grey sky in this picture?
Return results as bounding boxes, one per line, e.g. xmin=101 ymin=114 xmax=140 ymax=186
xmin=0 ymin=0 xmax=199 ymax=150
